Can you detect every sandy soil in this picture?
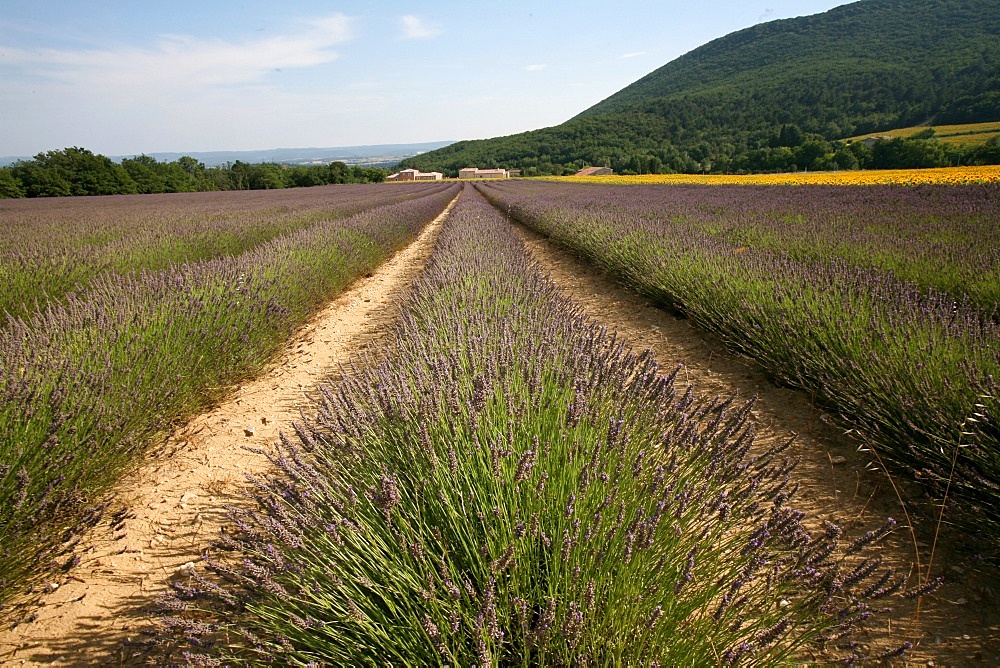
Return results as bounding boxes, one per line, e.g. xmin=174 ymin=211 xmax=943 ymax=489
xmin=513 ymin=222 xmax=1000 ymax=667
xmin=0 ymin=194 xmax=458 ymax=667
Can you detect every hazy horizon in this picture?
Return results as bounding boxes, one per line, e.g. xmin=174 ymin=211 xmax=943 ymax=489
xmin=0 ymin=140 xmax=457 ymax=166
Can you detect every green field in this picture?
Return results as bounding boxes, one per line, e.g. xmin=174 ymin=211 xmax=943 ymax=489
xmin=847 ymin=121 xmax=1000 ymax=147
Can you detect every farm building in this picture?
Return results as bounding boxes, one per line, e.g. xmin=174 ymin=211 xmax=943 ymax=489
xmin=860 ymin=135 xmax=894 ymax=147
xmin=387 ymin=168 xmax=442 ymax=181
xmin=459 ymin=167 xmax=510 ymax=179
xmin=575 ymin=166 xmax=614 ymax=176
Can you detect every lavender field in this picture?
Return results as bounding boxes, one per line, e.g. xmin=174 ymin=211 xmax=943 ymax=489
xmin=161 ymin=187 xmax=916 ymax=665
xmin=3 ymin=179 xmax=993 ymax=663
xmin=0 ymin=183 xmax=457 ymax=608
xmin=479 ymin=180 xmax=1000 ymax=538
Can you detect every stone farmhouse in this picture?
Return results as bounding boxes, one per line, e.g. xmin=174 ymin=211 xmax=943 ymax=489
xmin=459 ymin=167 xmax=510 ymax=179
xmin=386 ymin=168 xmax=443 ymax=181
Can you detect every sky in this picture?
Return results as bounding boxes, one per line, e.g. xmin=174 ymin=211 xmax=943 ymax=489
xmin=0 ymin=0 xmax=849 ymax=157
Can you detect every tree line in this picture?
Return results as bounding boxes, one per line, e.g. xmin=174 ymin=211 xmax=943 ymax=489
xmin=0 ymin=147 xmax=389 ymax=198
xmin=403 ymin=122 xmax=1000 ymax=178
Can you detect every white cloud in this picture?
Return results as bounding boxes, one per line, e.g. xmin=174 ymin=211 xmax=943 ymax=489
xmin=620 ymin=51 xmax=647 ymax=59
xmin=3 ymin=13 xmax=354 ymax=93
xmin=525 ymin=64 xmax=547 ymax=71
xmin=398 ymin=15 xmax=442 ymax=40
xmin=0 ymin=13 xmax=360 ymax=153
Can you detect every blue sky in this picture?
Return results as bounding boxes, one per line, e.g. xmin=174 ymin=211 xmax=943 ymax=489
xmin=1 ymin=1 xmax=847 ymax=156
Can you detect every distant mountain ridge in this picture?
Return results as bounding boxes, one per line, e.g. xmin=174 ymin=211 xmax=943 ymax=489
xmin=0 ymin=141 xmax=455 ymax=169
xmin=401 ymin=0 xmax=1000 ymax=175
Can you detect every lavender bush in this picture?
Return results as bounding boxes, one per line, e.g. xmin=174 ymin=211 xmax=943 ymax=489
xmin=160 ymin=187 xmax=914 ymax=665
xmin=0 ymin=185 xmax=457 ymax=610
xmin=479 ymin=180 xmax=1000 ymax=542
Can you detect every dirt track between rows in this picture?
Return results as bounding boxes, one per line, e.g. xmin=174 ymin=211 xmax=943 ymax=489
xmin=0 ymin=194 xmax=458 ymax=667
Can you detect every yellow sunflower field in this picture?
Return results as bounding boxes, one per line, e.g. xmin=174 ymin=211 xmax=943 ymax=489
xmin=555 ymin=164 xmax=1000 ymax=186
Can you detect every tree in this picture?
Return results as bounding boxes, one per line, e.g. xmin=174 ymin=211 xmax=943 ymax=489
xmin=287 ymin=166 xmax=327 ymax=188
xmin=847 ymin=141 xmax=873 ymax=168
xmin=177 ymin=155 xmax=203 ymax=177
xmin=11 ymin=158 xmax=71 ymax=197
xmin=0 ymin=168 xmax=24 ymax=198
xmin=793 ymin=138 xmax=833 ymax=171
xmin=356 ymin=167 xmax=389 ymax=183
xmin=832 ymin=146 xmax=860 ymax=170
xmin=12 ymin=147 xmax=134 ymax=197
xmin=248 ymin=163 xmax=286 ymax=190
xmin=968 ymin=136 xmax=1000 ymax=165
xmin=772 ymin=123 xmax=806 ymax=148
xmin=870 ymin=137 xmax=952 ymax=169
xmin=121 ymin=154 xmax=168 ymax=194
xmin=160 ymin=161 xmax=199 ymax=192
xmin=176 ymin=156 xmax=216 ymax=191
xmin=228 ymin=161 xmax=253 ymax=190
xmin=328 ymin=161 xmax=351 ymax=184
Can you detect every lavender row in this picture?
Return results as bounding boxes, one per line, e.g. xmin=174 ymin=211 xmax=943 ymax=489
xmin=478 ymin=180 xmax=1000 ymax=538
xmin=0 ymin=183 xmax=444 ymax=324
xmin=158 ymin=186 xmax=915 ymax=665
xmin=0 ymin=185 xmax=458 ymax=610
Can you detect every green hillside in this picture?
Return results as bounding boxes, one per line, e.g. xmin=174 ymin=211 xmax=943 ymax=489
xmin=402 ymin=0 xmax=1000 ymax=176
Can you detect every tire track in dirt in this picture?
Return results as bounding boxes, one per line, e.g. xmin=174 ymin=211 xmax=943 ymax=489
xmin=513 ymin=221 xmax=1000 ymax=666
xmin=0 ymin=194 xmax=459 ymax=667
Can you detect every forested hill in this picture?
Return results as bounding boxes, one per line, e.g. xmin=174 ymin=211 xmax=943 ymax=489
xmin=401 ymin=0 xmax=1000 ymax=176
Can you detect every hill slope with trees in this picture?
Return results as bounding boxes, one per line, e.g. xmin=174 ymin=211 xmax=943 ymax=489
xmin=401 ymin=0 xmax=1000 ymax=176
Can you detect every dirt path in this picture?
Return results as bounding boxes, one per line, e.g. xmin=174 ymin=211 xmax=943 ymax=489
xmin=514 ymin=222 xmax=1000 ymax=667
xmin=0 ymin=195 xmax=458 ymax=667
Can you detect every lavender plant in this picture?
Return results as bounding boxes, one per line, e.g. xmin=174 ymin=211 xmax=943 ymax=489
xmin=160 ymin=188 xmax=912 ymax=666
xmin=0 ymin=185 xmax=457 ymax=611
xmin=478 ymin=180 xmax=1000 ymax=542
